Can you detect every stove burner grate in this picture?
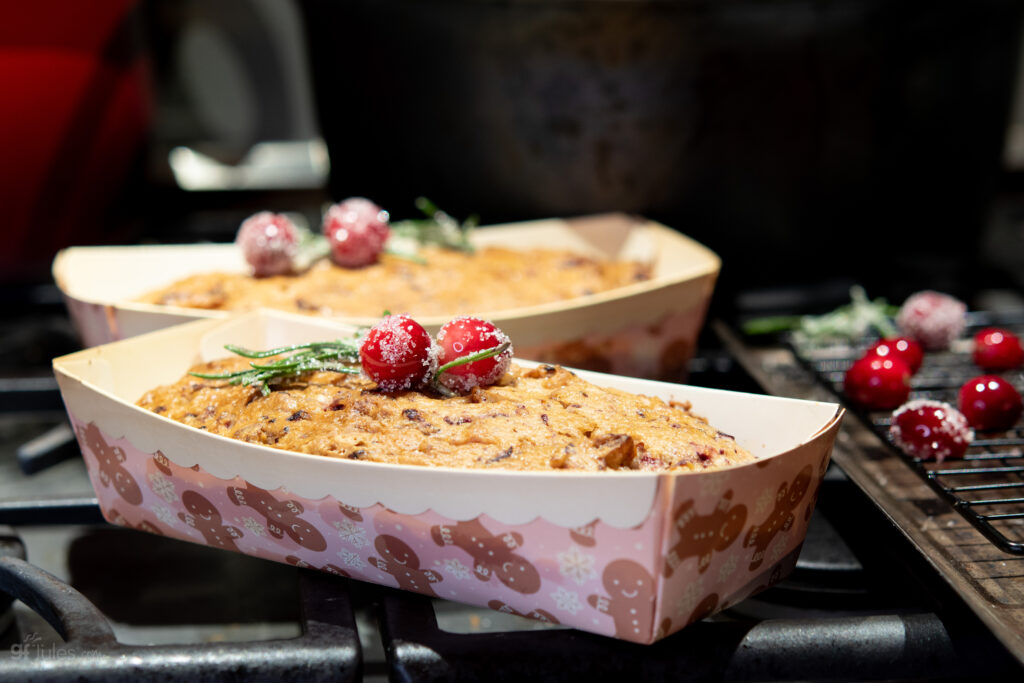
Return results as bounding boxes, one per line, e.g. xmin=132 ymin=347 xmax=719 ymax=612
xmin=0 ymin=525 xmax=362 ymax=682
xmin=791 ymin=311 xmax=1024 ymax=554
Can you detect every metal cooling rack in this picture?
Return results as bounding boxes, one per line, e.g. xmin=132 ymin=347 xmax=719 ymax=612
xmin=790 ymin=311 xmax=1024 ymax=555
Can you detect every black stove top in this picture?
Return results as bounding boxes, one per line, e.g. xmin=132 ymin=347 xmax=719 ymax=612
xmin=0 ymin=287 xmax=1022 ymax=681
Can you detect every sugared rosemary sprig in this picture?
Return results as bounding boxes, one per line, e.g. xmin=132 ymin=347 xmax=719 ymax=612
xmin=190 ymin=338 xmax=510 ymax=397
xmin=390 ymin=196 xmax=477 ymax=254
xmin=190 ymin=340 xmax=361 ymax=396
xmin=291 ymin=227 xmax=332 ymax=271
xmin=286 ymin=197 xmax=475 ymax=268
xmin=742 ymin=285 xmax=898 ymax=342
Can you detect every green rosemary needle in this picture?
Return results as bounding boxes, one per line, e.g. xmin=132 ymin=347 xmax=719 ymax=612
xmin=190 ymin=340 xmax=361 ymax=395
xmin=389 ymin=196 xmax=477 ymax=254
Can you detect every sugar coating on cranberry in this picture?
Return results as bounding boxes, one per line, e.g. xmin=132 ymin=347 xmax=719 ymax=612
xmin=895 ymin=290 xmax=967 ymax=350
xmin=236 ymin=211 xmax=299 ymax=277
xmin=889 ymin=399 xmax=973 ymax=462
xmin=359 ymin=314 xmax=438 ymax=392
xmin=436 ymin=317 xmax=513 ymax=394
xmin=322 ymin=197 xmax=390 ymax=267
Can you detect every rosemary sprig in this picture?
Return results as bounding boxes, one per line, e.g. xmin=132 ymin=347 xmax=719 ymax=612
xmin=390 ymin=196 xmax=477 ymax=253
xmin=190 ymin=338 xmax=511 ymax=397
xmin=281 ymin=197 xmax=475 ymax=273
xmin=223 ymin=340 xmax=360 ymax=359
xmin=290 ymin=227 xmax=332 ymax=272
xmin=742 ymin=285 xmax=898 ymax=342
xmin=191 ymin=340 xmax=361 ymax=396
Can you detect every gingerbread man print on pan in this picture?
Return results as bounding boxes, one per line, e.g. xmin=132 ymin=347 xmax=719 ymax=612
xmin=430 ymin=519 xmax=541 ymax=594
xmin=227 ymin=482 xmax=327 ymax=552
xmin=285 ymin=555 xmax=350 ymax=578
xmin=664 ymin=490 xmax=747 ymax=577
xmin=338 ymin=502 xmax=363 ymax=522
xmin=655 ymin=617 xmax=674 ymax=641
xmin=569 ymin=521 xmax=598 ymax=547
xmin=487 ymin=600 xmax=560 ymax=625
xmin=749 ymin=561 xmax=789 ymax=596
xmin=587 ymin=559 xmax=657 ymax=641
xmin=369 ymin=534 xmax=443 ymax=596
xmin=153 ymin=451 xmax=172 ymax=475
xmin=77 ymin=423 xmax=142 ymax=505
xmin=178 ymin=490 xmax=242 ymax=552
xmin=153 ymin=451 xmax=199 ymax=476
xmin=743 ymin=465 xmax=813 ymax=570
xmin=688 ymin=592 xmax=720 ymax=623
xmin=805 ymin=449 xmax=832 ymax=523
xmin=108 ymin=508 xmax=163 ymax=536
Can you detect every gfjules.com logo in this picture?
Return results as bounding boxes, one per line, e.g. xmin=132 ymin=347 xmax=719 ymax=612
xmin=10 ymin=632 xmax=96 ymax=658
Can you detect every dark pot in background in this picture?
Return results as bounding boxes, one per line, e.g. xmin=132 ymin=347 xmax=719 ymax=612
xmin=299 ymin=0 xmax=1022 ymax=296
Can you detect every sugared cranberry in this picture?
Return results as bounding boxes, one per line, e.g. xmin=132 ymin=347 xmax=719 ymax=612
xmin=889 ymin=399 xmax=973 ymax=462
xmin=865 ymin=336 xmax=924 ymax=375
xmin=843 ymin=355 xmax=912 ymax=410
xmin=957 ymin=374 xmax=1023 ymax=431
xmin=322 ymin=197 xmax=390 ymax=267
xmin=895 ymin=290 xmax=966 ymax=350
xmin=435 ymin=317 xmax=513 ymax=394
xmin=235 ymin=211 xmax=299 ymax=277
xmin=359 ymin=314 xmax=437 ymax=392
xmin=972 ymin=328 xmax=1024 ymax=371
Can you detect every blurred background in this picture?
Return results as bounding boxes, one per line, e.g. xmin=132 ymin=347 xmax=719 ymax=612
xmin=4 ymin=6 xmax=1024 ymax=674
xmin=4 ymin=0 xmax=1024 ymax=318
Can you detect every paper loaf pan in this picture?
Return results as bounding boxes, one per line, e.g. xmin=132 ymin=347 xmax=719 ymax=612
xmin=52 ymin=311 xmax=843 ymax=644
xmin=53 ymin=213 xmax=719 ymax=380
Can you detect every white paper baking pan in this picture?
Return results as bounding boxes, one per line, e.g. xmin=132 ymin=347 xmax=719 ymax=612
xmin=53 ymin=311 xmax=843 ymax=643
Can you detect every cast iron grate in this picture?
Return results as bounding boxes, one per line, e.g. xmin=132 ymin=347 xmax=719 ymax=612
xmin=0 ymin=526 xmax=363 ymax=682
xmin=789 ymin=311 xmax=1024 ymax=555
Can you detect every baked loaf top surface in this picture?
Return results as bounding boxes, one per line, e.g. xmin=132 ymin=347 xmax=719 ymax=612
xmin=136 ymin=361 xmax=754 ymax=472
xmin=136 ymin=246 xmax=651 ymax=317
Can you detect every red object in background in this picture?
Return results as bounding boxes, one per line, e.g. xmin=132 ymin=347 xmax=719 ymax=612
xmin=972 ymin=328 xmax=1024 ymax=371
xmin=235 ymin=212 xmax=300 ymax=277
xmin=843 ymin=355 xmax=912 ymax=410
xmin=895 ymin=290 xmax=967 ymax=351
xmin=0 ymin=1 xmax=151 ymax=282
xmin=322 ymin=198 xmax=391 ymax=268
xmin=889 ymin=399 xmax=972 ymax=462
xmin=865 ymin=336 xmax=924 ymax=375
xmin=958 ymin=375 xmax=1024 ymax=431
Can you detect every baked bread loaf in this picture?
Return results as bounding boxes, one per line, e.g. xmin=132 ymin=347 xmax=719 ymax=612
xmin=137 ymin=246 xmax=651 ymax=317
xmin=137 ymin=361 xmax=753 ymax=472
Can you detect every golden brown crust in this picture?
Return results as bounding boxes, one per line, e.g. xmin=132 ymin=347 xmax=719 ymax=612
xmin=136 ymin=246 xmax=651 ymax=317
xmin=136 ymin=361 xmax=754 ymax=472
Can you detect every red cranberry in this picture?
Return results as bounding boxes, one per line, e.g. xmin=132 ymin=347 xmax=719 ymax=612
xmin=889 ymin=399 xmax=972 ymax=461
xmin=359 ymin=314 xmax=437 ymax=392
xmin=895 ymin=290 xmax=967 ymax=350
xmin=435 ymin=317 xmax=513 ymax=394
xmin=322 ymin=197 xmax=390 ymax=267
xmin=865 ymin=336 xmax=924 ymax=375
xmin=972 ymin=328 xmax=1024 ymax=371
xmin=957 ymin=374 xmax=1023 ymax=431
xmin=235 ymin=211 xmax=299 ymax=277
xmin=843 ymin=355 xmax=912 ymax=410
